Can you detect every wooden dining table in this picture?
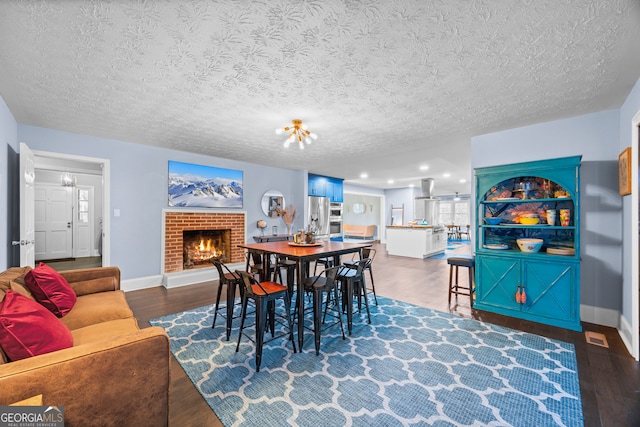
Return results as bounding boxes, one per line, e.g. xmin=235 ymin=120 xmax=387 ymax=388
xmin=237 ymin=240 xmax=372 ymax=350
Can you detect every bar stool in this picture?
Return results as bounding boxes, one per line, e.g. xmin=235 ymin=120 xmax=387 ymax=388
xmin=211 ymin=259 xmax=242 ymax=340
xmin=235 ymin=271 xmax=297 ymax=372
xmin=447 ymin=256 xmax=475 ymax=307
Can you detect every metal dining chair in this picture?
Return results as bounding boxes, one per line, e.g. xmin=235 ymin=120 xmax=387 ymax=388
xmin=211 ymin=259 xmax=242 ymax=340
xmin=298 ymin=266 xmax=345 ymax=355
xmin=336 ymin=259 xmax=371 ymax=335
xmin=234 ymin=270 xmax=297 ymax=372
xmin=343 ymin=247 xmax=377 ymax=305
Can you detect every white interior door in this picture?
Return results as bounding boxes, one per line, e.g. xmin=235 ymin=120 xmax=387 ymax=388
xmin=35 ymin=183 xmax=73 ymax=260
xmin=19 ymin=142 xmax=35 ymax=267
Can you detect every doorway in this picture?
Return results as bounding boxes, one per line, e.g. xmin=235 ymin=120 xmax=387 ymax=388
xmin=343 ymin=192 xmax=385 ymax=242
xmin=22 ymin=147 xmax=110 ymax=270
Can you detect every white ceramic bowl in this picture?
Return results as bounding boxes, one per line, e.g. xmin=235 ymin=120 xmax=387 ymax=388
xmin=516 ymin=238 xmax=543 ymax=253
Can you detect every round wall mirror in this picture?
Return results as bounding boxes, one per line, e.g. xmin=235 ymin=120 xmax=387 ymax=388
xmin=261 ymin=190 xmax=285 ymax=218
xmin=352 ymin=202 xmax=366 ymax=214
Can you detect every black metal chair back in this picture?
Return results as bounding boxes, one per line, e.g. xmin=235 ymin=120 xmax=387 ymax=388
xmin=210 ymin=259 xmax=242 ymax=338
xmin=233 ymin=270 xmax=296 ymax=371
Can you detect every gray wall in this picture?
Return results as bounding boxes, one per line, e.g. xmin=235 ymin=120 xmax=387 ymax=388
xmin=16 ymin=124 xmax=306 ymax=280
xmin=618 ymin=76 xmax=640 ymax=336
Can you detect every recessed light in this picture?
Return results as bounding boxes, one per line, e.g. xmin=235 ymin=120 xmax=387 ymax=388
xmin=459 ymin=179 xmax=467 ymax=183
xmin=409 ymin=184 xmax=415 ymax=187
xmin=443 ymin=173 xmax=451 ymax=178
xmin=419 ymin=165 xmax=429 ymax=171
xmin=387 ymin=179 xmax=394 ymax=184
xmin=360 ymin=173 xmax=368 ymax=179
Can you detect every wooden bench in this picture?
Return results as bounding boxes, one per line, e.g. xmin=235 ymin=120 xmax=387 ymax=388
xmin=343 ymin=224 xmax=376 ymax=239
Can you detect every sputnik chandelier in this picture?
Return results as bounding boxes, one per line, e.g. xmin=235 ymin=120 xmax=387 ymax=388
xmin=276 ymin=119 xmax=317 ymax=149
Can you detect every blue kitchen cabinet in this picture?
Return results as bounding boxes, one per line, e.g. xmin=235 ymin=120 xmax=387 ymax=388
xmin=308 ymin=174 xmax=326 ymax=197
xmin=308 ymin=174 xmax=344 ymax=202
xmin=474 ymin=156 xmax=581 ymax=331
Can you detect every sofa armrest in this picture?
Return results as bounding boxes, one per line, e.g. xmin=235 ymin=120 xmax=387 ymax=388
xmin=59 ymin=266 xmax=121 ymax=296
xmin=0 ymin=326 xmax=169 ymax=426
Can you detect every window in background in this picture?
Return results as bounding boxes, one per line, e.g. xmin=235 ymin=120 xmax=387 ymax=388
xmin=438 ymin=200 xmax=470 ymax=225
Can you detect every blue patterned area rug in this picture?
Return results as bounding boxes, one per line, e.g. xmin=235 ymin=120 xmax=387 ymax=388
xmin=150 ymin=296 xmax=583 ymax=427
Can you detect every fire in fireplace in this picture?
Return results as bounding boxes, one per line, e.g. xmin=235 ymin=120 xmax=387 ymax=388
xmin=183 ymin=229 xmax=230 ymax=269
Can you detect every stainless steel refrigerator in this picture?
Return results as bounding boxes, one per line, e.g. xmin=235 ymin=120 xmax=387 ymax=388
xmin=308 ymin=196 xmax=330 ymax=237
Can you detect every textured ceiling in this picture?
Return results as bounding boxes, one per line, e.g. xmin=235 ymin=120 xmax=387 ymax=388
xmin=1 ymin=0 xmax=639 ymax=195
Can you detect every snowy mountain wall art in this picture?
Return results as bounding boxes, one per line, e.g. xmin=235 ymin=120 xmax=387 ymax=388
xmin=168 ymin=161 xmax=243 ymax=208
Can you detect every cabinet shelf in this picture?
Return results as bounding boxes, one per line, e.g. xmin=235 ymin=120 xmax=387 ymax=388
xmin=480 ymin=224 xmax=575 ymax=230
xmin=478 ymin=247 xmax=577 ymax=258
xmin=481 ymin=197 xmax=572 ymax=204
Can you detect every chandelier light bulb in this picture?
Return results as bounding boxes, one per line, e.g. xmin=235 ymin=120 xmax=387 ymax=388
xmin=278 ymin=119 xmax=316 ymax=149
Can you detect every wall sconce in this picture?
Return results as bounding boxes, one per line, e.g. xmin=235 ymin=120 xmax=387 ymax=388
xmin=61 ymin=171 xmax=76 ymax=187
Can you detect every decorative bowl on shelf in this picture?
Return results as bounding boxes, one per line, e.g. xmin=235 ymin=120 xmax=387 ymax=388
xmin=516 ymin=238 xmax=543 ymax=253
xmin=484 ymin=217 xmax=502 ymax=225
xmin=519 ymin=217 xmax=540 ymax=225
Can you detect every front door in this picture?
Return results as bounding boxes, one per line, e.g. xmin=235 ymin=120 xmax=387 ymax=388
xmin=35 ymin=183 xmax=73 ymax=260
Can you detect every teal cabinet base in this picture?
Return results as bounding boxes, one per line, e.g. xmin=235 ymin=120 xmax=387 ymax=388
xmin=473 ymin=302 xmax=582 ymax=332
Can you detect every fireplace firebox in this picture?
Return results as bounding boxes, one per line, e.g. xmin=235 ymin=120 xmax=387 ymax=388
xmin=183 ymin=229 xmax=230 ymax=269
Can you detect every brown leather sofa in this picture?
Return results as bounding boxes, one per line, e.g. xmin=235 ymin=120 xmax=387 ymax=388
xmin=0 ymin=266 xmax=170 ymax=426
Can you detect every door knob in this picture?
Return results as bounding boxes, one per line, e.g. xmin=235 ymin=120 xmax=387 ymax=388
xmin=11 ymin=240 xmax=20 ymax=246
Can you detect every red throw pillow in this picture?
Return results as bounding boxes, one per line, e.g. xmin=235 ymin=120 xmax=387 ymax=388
xmin=0 ymin=290 xmax=73 ymax=361
xmin=24 ymin=263 xmax=77 ymax=317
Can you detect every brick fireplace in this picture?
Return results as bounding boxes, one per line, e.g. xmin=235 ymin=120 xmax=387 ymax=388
xmin=163 ymin=210 xmax=245 ymax=274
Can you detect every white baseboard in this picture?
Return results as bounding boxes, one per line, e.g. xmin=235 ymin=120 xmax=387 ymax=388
xmin=162 ymin=268 xmax=217 ymax=288
xmin=618 ymin=314 xmax=637 ymax=359
xmin=122 ymin=275 xmax=163 ymax=292
xmin=580 ymin=304 xmax=619 ymax=328
xmin=121 ymin=263 xmax=247 ymax=291
xmin=162 ymin=262 xmax=245 ymax=289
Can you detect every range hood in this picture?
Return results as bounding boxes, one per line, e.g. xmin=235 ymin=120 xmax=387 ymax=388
xmin=416 ymin=178 xmax=437 ymax=199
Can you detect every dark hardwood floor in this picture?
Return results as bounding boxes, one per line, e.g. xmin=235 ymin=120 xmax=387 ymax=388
xmin=126 ymin=242 xmax=640 ymax=427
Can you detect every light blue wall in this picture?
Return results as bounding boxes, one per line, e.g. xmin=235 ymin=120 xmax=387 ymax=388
xmin=471 ymin=109 xmax=622 ymax=318
xmin=619 ymin=77 xmax=640 ymax=331
xmin=343 ymin=183 xmax=384 ymax=197
xmin=384 ymin=187 xmax=414 ymax=231
xmin=17 ymin=124 xmax=305 ymax=280
xmin=0 ymin=96 xmax=18 ymax=270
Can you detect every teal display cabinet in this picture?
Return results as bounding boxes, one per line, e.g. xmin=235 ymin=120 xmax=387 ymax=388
xmin=474 ymin=156 xmax=582 ymax=331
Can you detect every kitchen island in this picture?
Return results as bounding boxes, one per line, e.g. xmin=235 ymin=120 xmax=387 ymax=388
xmin=386 ymin=225 xmax=447 ymax=258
